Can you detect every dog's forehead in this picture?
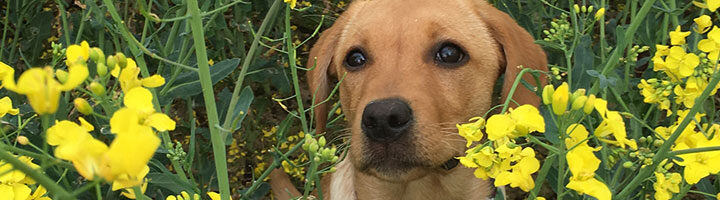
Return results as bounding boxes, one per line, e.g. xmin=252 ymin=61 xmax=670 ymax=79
xmin=338 ymin=0 xmax=489 ymax=44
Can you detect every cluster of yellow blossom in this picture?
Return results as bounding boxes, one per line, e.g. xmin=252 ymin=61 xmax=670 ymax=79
xmin=0 ymin=155 xmax=51 ymax=199
xmin=164 ymin=191 xmax=227 ymax=200
xmin=644 ymin=16 xmax=720 ymax=116
xmin=458 ymin=81 xmax=640 ymax=199
xmin=456 ymin=104 xmax=544 ymax=192
xmin=47 ymin=87 xmax=174 ymax=198
xmin=544 ymin=82 xmax=638 ymax=150
xmin=654 ymin=110 xmax=720 ymax=185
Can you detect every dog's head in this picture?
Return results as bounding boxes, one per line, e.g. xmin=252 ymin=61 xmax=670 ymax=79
xmin=307 ymin=0 xmax=547 ymax=182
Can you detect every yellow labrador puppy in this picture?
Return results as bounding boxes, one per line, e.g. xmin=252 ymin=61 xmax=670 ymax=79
xmin=271 ymin=0 xmax=547 ymax=199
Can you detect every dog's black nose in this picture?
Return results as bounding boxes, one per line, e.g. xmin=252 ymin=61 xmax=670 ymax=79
xmin=361 ymin=98 xmax=413 ymax=142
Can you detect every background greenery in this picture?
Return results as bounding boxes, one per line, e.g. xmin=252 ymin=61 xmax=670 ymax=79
xmin=1 ymin=0 xmax=719 ymax=199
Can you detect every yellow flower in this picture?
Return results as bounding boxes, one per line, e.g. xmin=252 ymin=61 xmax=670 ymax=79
xmin=28 ymin=185 xmax=51 ymax=200
xmin=699 ymin=26 xmax=720 ymax=61
xmin=0 ymin=96 xmax=19 ymax=117
xmin=0 ymin=183 xmax=31 ymax=200
xmin=707 ymin=0 xmax=720 ymax=12
xmin=104 ymin=125 xmax=160 ymax=181
xmin=284 ymin=0 xmax=297 ymax=9
xmin=110 ymin=87 xmax=176 ymax=133
xmin=673 ymin=77 xmax=704 ymax=108
xmin=47 ymin=120 xmax=109 ymax=180
xmin=594 ymin=110 xmax=638 ymax=150
xmin=566 ymin=144 xmax=611 ymax=200
xmin=112 ymin=165 xmax=149 ymax=192
xmin=552 ymin=82 xmax=569 ymax=115
xmin=508 ymin=105 xmax=545 ymax=137
xmin=665 ymin=46 xmax=699 ymax=80
xmin=457 ymin=117 xmax=485 ymax=147
xmin=458 ymin=145 xmax=495 ymax=169
xmin=2 ymin=65 xmax=88 ymax=115
xmin=117 ymin=59 xmax=166 ymax=92
xmin=113 ymin=166 xmax=150 ymax=200
xmin=493 ymin=147 xmax=539 ymax=192
xmin=694 ymin=15 xmax=712 ymax=33
xmin=0 ymin=155 xmax=40 ymax=185
xmin=673 ymin=132 xmax=720 ymax=184
xmin=65 ymin=41 xmax=90 ymax=66
xmin=669 ymin=26 xmax=691 ymax=45
xmin=208 ymin=192 xmax=229 ymax=200
xmin=486 ymin=114 xmax=515 ymax=140
xmin=566 ymin=177 xmax=611 ymax=200
xmin=119 ymin=180 xmax=148 ymax=199
xmin=565 ymin=123 xmax=589 ymax=148
xmin=654 ymin=172 xmax=681 ymax=200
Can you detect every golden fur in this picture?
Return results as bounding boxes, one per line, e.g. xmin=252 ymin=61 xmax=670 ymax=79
xmin=270 ymin=0 xmax=547 ymax=199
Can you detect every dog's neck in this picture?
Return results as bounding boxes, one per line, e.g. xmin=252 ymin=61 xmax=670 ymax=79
xmin=329 ymin=157 xmax=495 ymax=200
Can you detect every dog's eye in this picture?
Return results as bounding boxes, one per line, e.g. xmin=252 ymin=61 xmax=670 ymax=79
xmin=435 ymin=43 xmax=466 ymax=65
xmin=344 ymin=49 xmax=367 ymax=70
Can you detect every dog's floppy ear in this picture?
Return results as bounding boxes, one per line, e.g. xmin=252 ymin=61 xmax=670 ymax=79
xmin=307 ymin=20 xmax=344 ymax=134
xmin=475 ymin=1 xmax=548 ymax=107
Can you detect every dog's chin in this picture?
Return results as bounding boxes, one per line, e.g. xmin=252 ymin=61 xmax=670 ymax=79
xmin=353 ymin=140 xmax=437 ymax=182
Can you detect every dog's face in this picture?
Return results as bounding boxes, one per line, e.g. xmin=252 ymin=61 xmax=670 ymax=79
xmin=308 ymin=0 xmax=546 ymax=182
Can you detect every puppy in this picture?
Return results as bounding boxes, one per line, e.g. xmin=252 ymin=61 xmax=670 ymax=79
xmin=271 ymin=0 xmax=547 ymax=199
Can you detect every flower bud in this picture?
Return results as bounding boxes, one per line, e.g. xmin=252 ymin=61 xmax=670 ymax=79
xmin=309 ymin=143 xmax=319 ymax=155
xmin=595 ymin=8 xmax=605 ymax=21
xmin=571 ymin=89 xmax=586 ymax=101
xmin=653 ymin=139 xmax=663 ymax=147
xmin=96 ymin=62 xmax=108 ymax=77
xmin=106 ymin=55 xmax=117 ymax=69
xmin=542 ymin=84 xmax=554 ymax=105
xmin=115 ymin=53 xmax=127 ymax=68
xmin=581 ymin=5 xmax=587 ymax=13
xmin=313 ymin=156 xmax=321 ymax=163
xmin=89 ymin=81 xmax=106 ymax=96
xmin=74 ymin=98 xmax=93 ymax=115
xmin=583 ymin=94 xmax=596 ymax=114
xmin=622 ymin=161 xmax=633 ymax=168
xmin=16 ymin=136 xmax=29 ymax=145
xmin=55 ymin=69 xmax=69 ymax=83
xmin=89 ymin=47 xmax=105 ymax=63
xmin=587 ymin=6 xmax=594 ymax=13
xmin=552 ymin=82 xmax=569 ymax=115
xmin=571 ymin=96 xmax=587 ymax=111
xmin=573 ymin=4 xmax=580 ymax=13
xmin=318 ymin=136 xmax=326 ymax=147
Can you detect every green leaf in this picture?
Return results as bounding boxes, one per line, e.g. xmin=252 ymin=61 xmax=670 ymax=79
xmin=159 ymin=58 xmax=241 ymax=105
xmin=572 ymin=35 xmax=594 ymax=90
xmin=535 ymin=40 xmax=565 ymax=50
xmin=230 ymin=86 xmax=254 ymax=132
xmin=147 ymin=172 xmax=195 ymax=194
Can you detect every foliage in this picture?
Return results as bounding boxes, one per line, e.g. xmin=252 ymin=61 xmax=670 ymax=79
xmin=0 ymin=0 xmax=719 ymax=199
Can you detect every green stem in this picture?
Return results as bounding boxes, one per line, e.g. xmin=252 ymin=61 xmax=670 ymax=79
xmin=669 ymin=146 xmax=720 ymax=156
xmin=590 ymin=0 xmax=657 ymax=94
xmin=528 ymin=154 xmax=557 ymax=200
xmin=221 ymin=0 xmax=282 ymax=135
xmin=55 ymin=0 xmax=71 ymax=45
xmin=284 ymin=5 xmax=309 ymax=134
xmin=0 ymin=144 xmax=73 ymax=199
xmin=615 ymin=60 xmax=720 ymax=198
xmin=186 ymin=0 xmax=231 ymax=199
xmin=102 ymin=0 xmax=192 ymax=184
xmin=500 ymin=68 xmax=533 ymax=114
